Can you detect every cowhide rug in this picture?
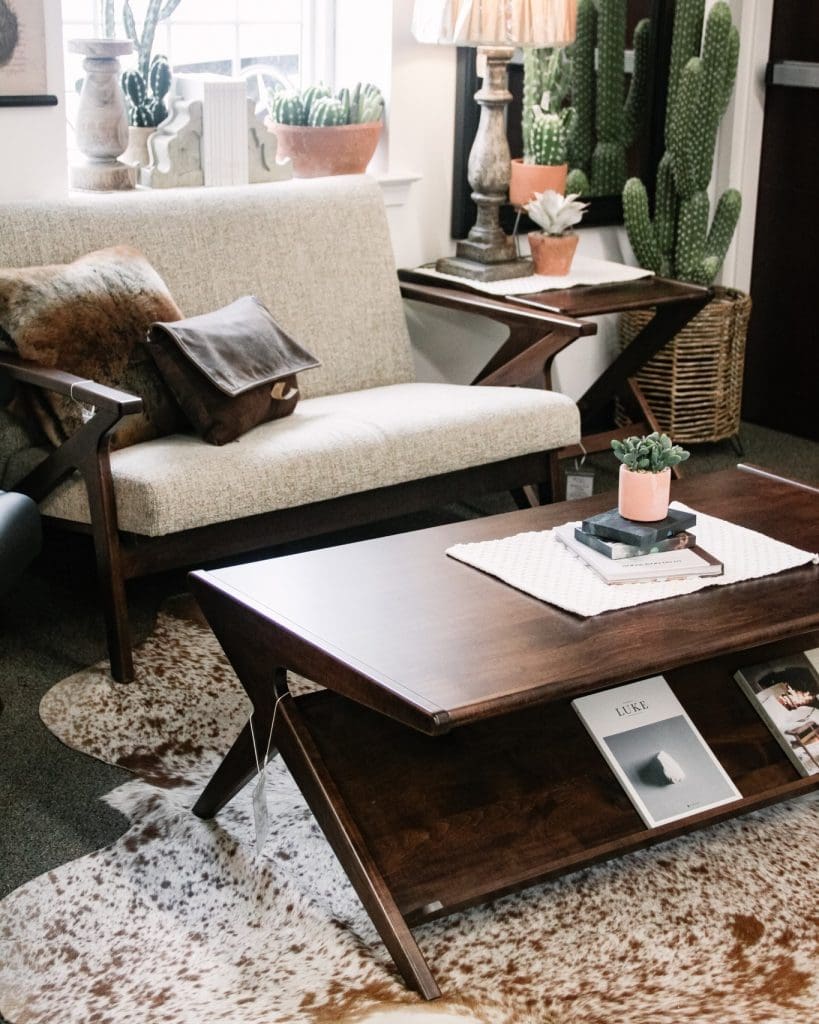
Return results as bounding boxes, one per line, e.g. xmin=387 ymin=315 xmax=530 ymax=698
xmin=2 ymin=598 xmax=819 ymax=1024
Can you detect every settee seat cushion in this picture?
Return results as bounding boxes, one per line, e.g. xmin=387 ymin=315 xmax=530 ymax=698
xmin=41 ymin=382 xmax=579 ymax=537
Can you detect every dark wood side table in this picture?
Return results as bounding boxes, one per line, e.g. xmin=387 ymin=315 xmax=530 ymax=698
xmin=399 ymin=270 xmax=712 ymax=497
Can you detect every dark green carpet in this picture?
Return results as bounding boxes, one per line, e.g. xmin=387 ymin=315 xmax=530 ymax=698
xmin=1 ymin=421 xmax=817 ymax=905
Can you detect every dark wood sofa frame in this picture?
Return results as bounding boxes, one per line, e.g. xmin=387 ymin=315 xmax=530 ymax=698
xmin=0 ymin=284 xmax=592 ymax=683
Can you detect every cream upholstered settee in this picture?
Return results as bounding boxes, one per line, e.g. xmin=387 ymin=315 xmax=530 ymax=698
xmin=0 ymin=176 xmax=587 ymax=682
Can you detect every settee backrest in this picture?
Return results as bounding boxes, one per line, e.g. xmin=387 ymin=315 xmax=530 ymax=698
xmin=0 ymin=175 xmax=415 ymax=400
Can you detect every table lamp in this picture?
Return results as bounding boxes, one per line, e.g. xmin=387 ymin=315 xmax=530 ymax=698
xmin=412 ymin=0 xmax=576 ymax=281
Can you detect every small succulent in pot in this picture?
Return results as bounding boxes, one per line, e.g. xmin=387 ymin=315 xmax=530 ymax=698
xmin=122 ymin=54 xmax=172 ymax=127
xmin=524 ymin=190 xmax=589 ymax=276
xmin=612 ymin=432 xmax=690 ymax=522
xmin=611 ymin=432 xmax=690 ymax=472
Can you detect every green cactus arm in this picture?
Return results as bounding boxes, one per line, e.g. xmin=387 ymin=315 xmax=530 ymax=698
xmin=665 ymin=0 xmax=704 ymax=151
xmin=308 ymin=96 xmax=346 ymax=126
xmin=122 ymin=68 xmax=147 ymax=107
xmin=123 ymin=1 xmax=138 ymax=50
xmin=652 ymin=152 xmax=677 ymax=268
xmin=565 ymin=168 xmax=590 ymax=195
xmin=623 ymin=17 xmax=651 ymax=147
xmin=701 ymin=188 xmax=741 ymax=283
xmin=595 ymin=0 xmax=626 ymax=147
xmin=590 ymin=141 xmax=626 ymax=195
xmin=691 ymin=2 xmax=736 ymax=191
xmin=675 ymin=190 xmax=709 ymax=283
xmin=719 ymin=24 xmax=740 ymax=119
xmin=276 ymin=91 xmax=306 ymax=125
xmin=148 ymin=55 xmax=171 ymax=103
xmin=567 ymin=0 xmax=596 ymax=173
xmin=668 ymin=55 xmax=702 ymax=199
xmin=522 ymin=47 xmax=544 ymax=161
xmin=336 ymin=86 xmax=351 ymax=124
xmin=622 ymin=177 xmax=663 ymax=274
xmin=358 ymin=93 xmax=384 ymax=124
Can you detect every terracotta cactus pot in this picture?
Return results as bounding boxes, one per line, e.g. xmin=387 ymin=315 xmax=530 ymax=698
xmin=527 ymin=231 xmax=579 ymax=276
xmin=618 ymin=464 xmax=671 ymax=522
xmin=509 ymin=159 xmax=568 ymax=208
xmin=264 ymin=119 xmax=381 ymax=178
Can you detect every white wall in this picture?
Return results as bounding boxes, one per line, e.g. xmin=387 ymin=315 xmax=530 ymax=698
xmin=0 ymin=0 xmax=67 ymax=202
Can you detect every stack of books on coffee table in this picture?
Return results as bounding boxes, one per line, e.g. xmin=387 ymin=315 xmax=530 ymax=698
xmin=555 ymin=508 xmax=724 ymax=584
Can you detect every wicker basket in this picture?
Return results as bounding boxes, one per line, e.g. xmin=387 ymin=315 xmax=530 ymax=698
xmin=617 ymin=286 xmax=752 ymax=444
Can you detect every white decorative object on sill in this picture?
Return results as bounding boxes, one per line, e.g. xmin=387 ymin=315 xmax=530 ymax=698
xmin=140 ymin=98 xmax=204 ymax=188
xmin=247 ymin=100 xmax=292 ymax=184
xmin=69 ymin=38 xmax=135 ymax=192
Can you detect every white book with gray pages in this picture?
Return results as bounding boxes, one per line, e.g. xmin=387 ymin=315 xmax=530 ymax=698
xmin=554 ymin=523 xmax=723 ymax=584
xmin=572 ymin=676 xmax=742 ymax=829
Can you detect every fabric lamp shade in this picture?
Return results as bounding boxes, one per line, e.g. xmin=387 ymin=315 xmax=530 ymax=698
xmin=412 ymin=0 xmax=577 ymax=48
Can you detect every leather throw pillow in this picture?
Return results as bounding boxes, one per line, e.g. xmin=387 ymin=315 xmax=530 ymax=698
xmin=0 ymin=246 xmax=185 ymax=449
xmin=146 ymin=295 xmax=320 ymax=446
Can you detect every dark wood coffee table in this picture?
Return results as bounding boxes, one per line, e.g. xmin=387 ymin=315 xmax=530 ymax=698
xmin=191 ymin=465 xmax=819 ymax=999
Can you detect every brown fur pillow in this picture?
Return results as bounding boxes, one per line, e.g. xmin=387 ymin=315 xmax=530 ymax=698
xmin=0 ymin=246 xmax=185 ymax=449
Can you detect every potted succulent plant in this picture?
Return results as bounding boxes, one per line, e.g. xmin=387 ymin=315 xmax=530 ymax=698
xmin=611 ymin=432 xmax=690 ymax=521
xmin=523 ymin=190 xmax=588 ymax=275
xmin=264 ymin=81 xmax=385 ymax=178
xmin=510 ymin=47 xmax=573 ymax=207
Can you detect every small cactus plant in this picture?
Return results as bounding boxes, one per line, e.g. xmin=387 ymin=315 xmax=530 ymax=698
xmin=121 ymin=54 xmax=172 ymax=127
xmin=611 ymin=432 xmax=690 ymax=472
xmin=529 ymin=109 xmax=572 ymax=166
xmin=267 ymin=81 xmax=385 ymax=126
xmin=524 ymin=190 xmax=588 ymax=236
xmin=622 ymin=0 xmax=741 ymax=285
xmin=522 ymin=47 xmax=572 ymax=166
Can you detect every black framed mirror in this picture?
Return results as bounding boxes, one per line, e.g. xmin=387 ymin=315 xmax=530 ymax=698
xmin=450 ymin=0 xmax=674 ymax=236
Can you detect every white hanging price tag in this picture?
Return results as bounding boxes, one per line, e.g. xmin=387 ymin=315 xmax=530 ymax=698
xmin=564 ymin=444 xmax=594 ymax=500
xmin=248 ymin=692 xmax=286 ymax=857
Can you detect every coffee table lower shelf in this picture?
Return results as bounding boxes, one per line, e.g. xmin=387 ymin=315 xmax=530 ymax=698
xmin=263 ymin=644 xmax=818 ymax=1000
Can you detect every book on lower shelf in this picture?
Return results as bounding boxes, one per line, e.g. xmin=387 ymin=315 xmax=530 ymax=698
xmin=554 ymin=523 xmax=723 ymax=584
xmin=572 ymin=676 xmax=742 ymax=828
xmin=734 ymin=649 xmax=819 ymax=777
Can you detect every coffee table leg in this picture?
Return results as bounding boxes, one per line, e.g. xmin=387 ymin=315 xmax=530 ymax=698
xmin=272 ymin=692 xmax=442 ymax=1000
xmin=190 ymin=585 xmax=442 ymax=998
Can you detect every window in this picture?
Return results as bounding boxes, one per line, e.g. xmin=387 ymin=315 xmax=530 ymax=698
xmin=62 ymin=0 xmax=335 ymax=140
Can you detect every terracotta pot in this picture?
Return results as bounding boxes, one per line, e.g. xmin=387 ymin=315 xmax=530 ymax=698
xmin=264 ymin=119 xmax=381 ymax=178
xmin=618 ymin=464 xmax=671 ymax=522
xmin=509 ymin=159 xmax=568 ymax=207
xmin=528 ymin=231 xmax=579 ymax=276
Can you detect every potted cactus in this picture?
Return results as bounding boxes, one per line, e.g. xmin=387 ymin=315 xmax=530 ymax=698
xmin=264 ymin=81 xmax=385 ymax=178
xmin=619 ymin=0 xmax=750 ymax=447
xmin=106 ymin=0 xmax=183 ymax=170
xmin=509 ymin=48 xmax=573 ymax=207
xmin=611 ymin=432 xmax=690 ymax=521
xmin=523 ymin=190 xmax=588 ymax=275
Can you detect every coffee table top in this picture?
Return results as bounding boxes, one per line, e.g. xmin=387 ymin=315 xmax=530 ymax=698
xmin=192 ymin=466 xmax=819 ymax=736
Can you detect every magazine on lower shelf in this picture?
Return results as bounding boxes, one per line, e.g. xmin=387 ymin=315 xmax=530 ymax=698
xmin=572 ymin=676 xmax=742 ymax=828
xmin=734 ymin=649 xmax=819 ymax=777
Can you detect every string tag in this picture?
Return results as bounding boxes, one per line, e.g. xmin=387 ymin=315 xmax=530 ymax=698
xmin=249 ymin=692 xmax=286 ymax=857
xmin=564 ymin=443 xmax=594 ymax=500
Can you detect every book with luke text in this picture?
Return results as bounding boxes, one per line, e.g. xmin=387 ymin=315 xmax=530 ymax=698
xmin=572 ymin=676 xmax=742 ymax=828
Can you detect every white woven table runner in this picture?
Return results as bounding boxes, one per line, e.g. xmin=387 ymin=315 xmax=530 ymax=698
xmin=446 ymin=502 xmax=819 ymax=617
xmin=411 ymin=256 xmax=652 ymax=296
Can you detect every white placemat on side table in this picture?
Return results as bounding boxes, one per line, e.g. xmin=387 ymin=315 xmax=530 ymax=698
xmin=445 ymin=502 xmax=818 ymax=617
xmin=411 ymin=257 xmax=653 ymax=297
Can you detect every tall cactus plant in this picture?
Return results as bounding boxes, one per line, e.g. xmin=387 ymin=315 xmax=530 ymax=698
xmin=122 ymin=0 xmax=183 ymax=81
xmin=622 ymin=0 xmax=741 ymax=285
xmin=565 ymin=0 xmax=651 ymax=196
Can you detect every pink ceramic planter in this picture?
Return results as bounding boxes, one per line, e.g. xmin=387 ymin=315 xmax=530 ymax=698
xmin=264 ymin=120 xmax=381 ymax=178
xmin=618 ymin=465 xmax=671 ymax=521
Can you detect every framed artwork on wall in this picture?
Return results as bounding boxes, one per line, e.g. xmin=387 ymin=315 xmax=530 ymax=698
xmin=0 ymin=0 xmax=57 ymax=107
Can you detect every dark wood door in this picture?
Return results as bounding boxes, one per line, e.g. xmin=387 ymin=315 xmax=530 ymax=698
xmin=742 ymin=1 xmax=819 ymax=440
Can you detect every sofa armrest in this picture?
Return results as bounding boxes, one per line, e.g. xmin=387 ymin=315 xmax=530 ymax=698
xmin=0 ymin=352 xmax=142 ymax=503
